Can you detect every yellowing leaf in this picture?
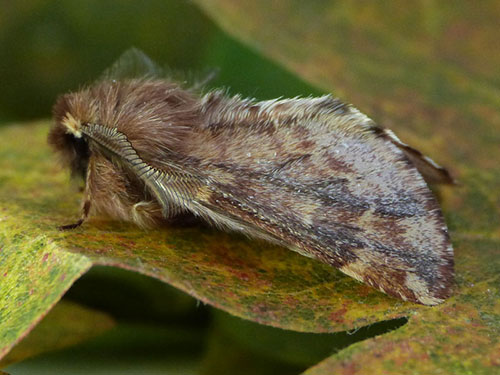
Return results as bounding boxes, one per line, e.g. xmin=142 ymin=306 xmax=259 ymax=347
xmin=0 ymin=301 xmax=114 ymax=367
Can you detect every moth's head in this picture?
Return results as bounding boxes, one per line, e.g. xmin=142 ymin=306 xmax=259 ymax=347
xmin=49 ymin=78 xmax=198 ymax=181
xmin=48 ymin=92 xmax=91 ymax=181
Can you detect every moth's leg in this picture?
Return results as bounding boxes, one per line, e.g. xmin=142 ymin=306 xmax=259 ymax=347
xmin=130 ymin=200 xmax=167 ymax=228
xmin=58 ymin=200 xmax=91 ymax=230
xmin=59 ymin=157 xmax=95 ymax=230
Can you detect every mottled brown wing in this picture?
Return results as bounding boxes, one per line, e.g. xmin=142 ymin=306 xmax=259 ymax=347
xmin=183 ymin=94 xmax=454 ymax=305
xmin=79 ymin=91 xmax=453 ymax=305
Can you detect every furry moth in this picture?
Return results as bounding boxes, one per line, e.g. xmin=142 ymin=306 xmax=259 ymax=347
xmin=49 ymin=49 xmax=454 ymax=305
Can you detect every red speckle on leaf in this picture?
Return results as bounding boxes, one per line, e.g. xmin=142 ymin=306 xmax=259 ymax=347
xmin=446 ymin=327 xmax=461 ymax=335
xmin=393 ymin=341 xmax=412 ymax=366
xmin=441 ymin=306 xmax=458 ymax=316
xmin=224 ymin=290 xmax=238 ymax=299
xmin=284 ymin=296 xmax=299 ymax=307
xmin=94 ymin=248 xmax=111 ymax=255
xmin=42 ymin=253 xmax=49 ymax=263
xmin=489 ymin=348 xmax=500 ymax=367
xmin=329 ymin=305 xmax=348 ymax=323
xmin=419 ymin=351 xmax=431 ymax=362
xmin=340 ymin=360 xmax=358 ymax=375
xmin=252 ymin=303 xmax=269 ymax=315
xmin=234 ymin=271 xmax=250 ymax=281
xmin=356 ymin=284 xmax=373 ymax=297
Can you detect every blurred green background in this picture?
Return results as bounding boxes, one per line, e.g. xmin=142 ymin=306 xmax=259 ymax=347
xmin=0 ymin=0 xmax=321 ymax=124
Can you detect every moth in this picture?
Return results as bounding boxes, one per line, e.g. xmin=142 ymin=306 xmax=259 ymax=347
xmin=49 ymin=49 xmax=454 ymax=305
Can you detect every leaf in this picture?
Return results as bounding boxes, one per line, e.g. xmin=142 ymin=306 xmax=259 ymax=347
xmin=0 ymin=121 xmax=417 ymax=361
xmin=205 ymin=310 xmax=406 ymax=370
xmin=200 ymin=324 xmax=304 ymax=375
xmin=64 ymin=266 xmax=200 ymax=322
xmin=0 ymin=301 xmax=114 ymax=368
xmin=192 ymin=1 xmax=500 ymax=374
xmin=6 ymin=321 xmax=203 ymax=374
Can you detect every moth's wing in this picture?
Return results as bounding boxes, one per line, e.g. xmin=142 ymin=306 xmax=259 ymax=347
xmin=100 ymin=48 xmax=164 ymax=80
xmin=185 ymin=94 xmax=454 ymax=305
xmin=99 ymin=48 xmax=219 ymax=89
xmin=177 ymin=67 xmax=220 ymax=91
xmin=376 ymin=127 xmax=455 ymax=184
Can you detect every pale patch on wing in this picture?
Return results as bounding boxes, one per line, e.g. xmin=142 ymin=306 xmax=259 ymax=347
xmin=405 ymin=273 xmax=442 ymax=305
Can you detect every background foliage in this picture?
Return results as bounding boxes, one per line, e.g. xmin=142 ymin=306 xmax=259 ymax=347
xmin=0 ymin=1 xmax=499 ymax=374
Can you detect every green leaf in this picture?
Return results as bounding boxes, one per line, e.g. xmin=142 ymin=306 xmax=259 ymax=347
xmin=0 ymin=301 xmax=114 ymax=367
xmin=191 ymin=1 xmax=500 ymax=374
xmin=64 ymin=266 xmax=200 ymax=322
xmin=6 ymin=322 xmax=203 ymax=374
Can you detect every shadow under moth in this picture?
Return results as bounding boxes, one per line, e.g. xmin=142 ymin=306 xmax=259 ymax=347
xmin=49 ymin=49 xmax=454 ymax=305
